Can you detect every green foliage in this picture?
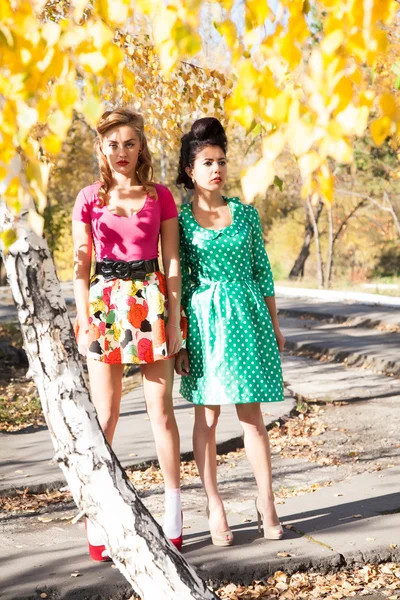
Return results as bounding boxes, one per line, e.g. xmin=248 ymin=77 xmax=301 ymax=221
xmin=373 ymin=244 xmax=400 ymax=277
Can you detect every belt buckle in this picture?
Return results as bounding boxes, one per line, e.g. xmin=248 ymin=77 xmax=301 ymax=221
xmin=113 ymin=261 xmax=130 ymax=279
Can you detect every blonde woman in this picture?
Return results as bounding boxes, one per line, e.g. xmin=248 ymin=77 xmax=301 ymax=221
xmin=72 ymin=108 xmax=186 ymax=559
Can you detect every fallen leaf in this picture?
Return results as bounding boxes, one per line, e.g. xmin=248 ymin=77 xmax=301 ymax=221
xmin=40 ymin=594 xmax=47 ymax=599
xmin=366 ymin=537 xmax=376 ymax=541
xmin=70 ymin=571 xmax=81 ymax=578
xmin=277 ymin=551 xmax=295 ymax=558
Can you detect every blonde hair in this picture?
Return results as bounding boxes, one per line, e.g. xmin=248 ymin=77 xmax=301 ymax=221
xmin=95 ymin=108 xmax=157 ymax=203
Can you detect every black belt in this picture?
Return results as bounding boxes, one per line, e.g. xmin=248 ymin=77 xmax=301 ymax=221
xmin=95 ymin=258 xmax=160 ymax=281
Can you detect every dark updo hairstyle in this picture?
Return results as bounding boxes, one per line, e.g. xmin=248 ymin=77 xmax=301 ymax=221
xmin=176 ymin=117 xmax=227 ymax=189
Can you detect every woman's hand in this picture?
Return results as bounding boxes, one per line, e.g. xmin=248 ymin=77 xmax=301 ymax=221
xmin=175 ymin=349 xmax=190 ymax=376
xmin=274 ymin=327 xmax=286 ymax=352
xmin=166 ymin=322 xmax=182 ymax=357
xmin=74 ymin=318 xmax=90 ymax=356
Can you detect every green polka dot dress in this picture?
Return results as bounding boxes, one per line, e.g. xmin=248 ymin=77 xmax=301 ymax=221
xmin=179 ymin=197 xmax=284 ymax=406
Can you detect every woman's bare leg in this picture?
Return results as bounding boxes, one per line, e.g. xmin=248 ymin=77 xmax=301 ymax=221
xmin=141 ymin=358 xmax=180 ymax=488
xmin=236 ymin=403 xmax=280 ymax=526
xmin=193 ymin=405 xmax=230 ymax=536
xmin=87 ymin=359 xmax=124 ymax=445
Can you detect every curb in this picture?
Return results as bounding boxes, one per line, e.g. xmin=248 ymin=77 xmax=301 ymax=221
xmin=278 ymin=308 xmax=398 ymax=331
xmin=285 ymin=340 xmax=400 ymax=377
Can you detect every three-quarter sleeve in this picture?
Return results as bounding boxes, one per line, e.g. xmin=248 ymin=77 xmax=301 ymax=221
xmin=247 ymin=205 xmax=275 ymax=297
xmin=179 ymin=218 xmax=192 ymax=311
xmin=72 ymin=188 xmax=91 ymax=223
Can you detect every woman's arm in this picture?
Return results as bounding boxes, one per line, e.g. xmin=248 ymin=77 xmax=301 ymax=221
xmin=160 ymin=217 xmax=182 ymax=356
xmin=248 ymin=206 xmax=285 ymax=352
xmin=264 ymin=296 xmax=285 ymax=352
xmin=72 ymin=220 xmax=92 ymax=355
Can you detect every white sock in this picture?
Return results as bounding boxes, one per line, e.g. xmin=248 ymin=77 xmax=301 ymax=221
xmin=86 ymin=518 xmax=105 ymax=547
xmin=163 ymin=488 xmax=182 ymax=539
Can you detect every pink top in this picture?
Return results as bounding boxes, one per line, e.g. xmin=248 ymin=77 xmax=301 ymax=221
xmin=72 ymin=182 xmax=178 ymax=261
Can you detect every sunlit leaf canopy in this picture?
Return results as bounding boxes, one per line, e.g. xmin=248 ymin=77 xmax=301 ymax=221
xmin=0 ymin=0 xmax=398 ymax=247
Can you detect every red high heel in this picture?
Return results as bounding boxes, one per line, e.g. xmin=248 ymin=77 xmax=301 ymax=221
xmin=85 ymin=519 xmax=112 ymax=562
xmin=167 ymin=512 xmax=183 ymax=551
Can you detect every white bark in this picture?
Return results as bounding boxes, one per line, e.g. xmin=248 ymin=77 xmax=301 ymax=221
xmin=306 ymin=196 xmax=325 ymax=289
xmin=0 ymin=214 xmax=217 ymax=600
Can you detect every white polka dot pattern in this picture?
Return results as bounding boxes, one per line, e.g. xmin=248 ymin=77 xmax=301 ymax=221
xmin=178 ymin=197 xmax=284 ymax=406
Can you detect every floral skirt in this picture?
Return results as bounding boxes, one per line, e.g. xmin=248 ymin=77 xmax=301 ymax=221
xmin=87 ymin=271 xmax=187 ymax=364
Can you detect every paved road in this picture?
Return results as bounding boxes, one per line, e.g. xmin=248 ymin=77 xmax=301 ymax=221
xmin=1 ymin=289 xmax=399 ymax=599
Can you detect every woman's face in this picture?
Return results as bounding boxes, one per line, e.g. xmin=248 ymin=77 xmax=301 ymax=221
xmin=101 ymin=125 xmax=141 ymax=179
xmin=188 ymin=145 xmax=227 ymax=192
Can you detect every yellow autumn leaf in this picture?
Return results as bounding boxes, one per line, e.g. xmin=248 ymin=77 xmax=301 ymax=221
xmin=81 ymin=96 xmax=104 ymax=127
xmin=41 ymin=21 xmax=61 ymax=47
xmin=79 ymin=52 xmax=107 ymax=74
xmin=245 ymin=0 xmax=270 ymax=27
xmin=103 ymin=0 xmax=132 ymax=26
xmin=72 ymin=0 xmax=89 ymax=22
xmin=322 ymin=135 xmax=353 ymax=163
xmin=317 ymin=164 xmax=334 ymax=204
xmin=0 ymin=22 xmax=14 ymax=47
xmin=262 ymin=131 xmax=286 ymax=162
xmin=0 ymin=227 xmax=17 ymax=249
xmin=241 ymin=157 xmax=275 ymax=203
xmin=90 ymin=20 xmax=114 ymax=49
xmin=379 ymin=94 xmax=397 ymax=119
xmin=41 ymin=134 xmax=62 ymax=155
xmin=321 ymin=30 xmax=344 ymax=55
xmin=215 ymin=19 xmax=237 ymax=47
xmin=279 ymin=34 xmax=301 ymax=68
xmin=0 ymin=166 xmax=7 ymax=180
xmin=335 ymin=105 xmax=369 ymax=137
xmin=298 ymin=151 xmax=321 ymax=179
xmin=48 ymin=110 xmax=72 ymax=138
xmin=370 ymin=116 xmax=392 ymax=146
xmin=266 ymin=91 xmax=292 ymax=123
xmin=54 ymin=82 xmax=79 ymax=112
xmin=287 ymin=120 xmax=315 ymax=156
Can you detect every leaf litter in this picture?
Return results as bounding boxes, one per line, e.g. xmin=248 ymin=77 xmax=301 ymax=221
xmin=216 ymin=563 xmax=400 ymax=600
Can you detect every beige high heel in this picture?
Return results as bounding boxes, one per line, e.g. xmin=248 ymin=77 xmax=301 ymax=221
xmin=255 ymin=497 xmax=283 ymax=540
xmin=206 ymin=503 xmax=234 ymax=547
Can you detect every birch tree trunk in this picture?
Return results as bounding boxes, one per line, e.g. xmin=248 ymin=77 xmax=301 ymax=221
xmin=0 ymin=215 xmax=217 ymax=600
xmin=325 ymin=204 xmax=334 ymax=289
xmin=306 ymin=196 xmax=325 ymax=289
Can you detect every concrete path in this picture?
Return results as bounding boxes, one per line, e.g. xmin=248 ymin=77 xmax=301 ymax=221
xmin=1 ymin=287 xmax=400 ymax=599
xmin=1 ymin=352 xmax=399 ymax=599
xmin=0 ymin=378 xmax=295 ymax=494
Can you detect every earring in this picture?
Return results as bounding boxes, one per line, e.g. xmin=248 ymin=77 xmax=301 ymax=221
xmin=191 ymin=177 xmax=195 ymax=185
